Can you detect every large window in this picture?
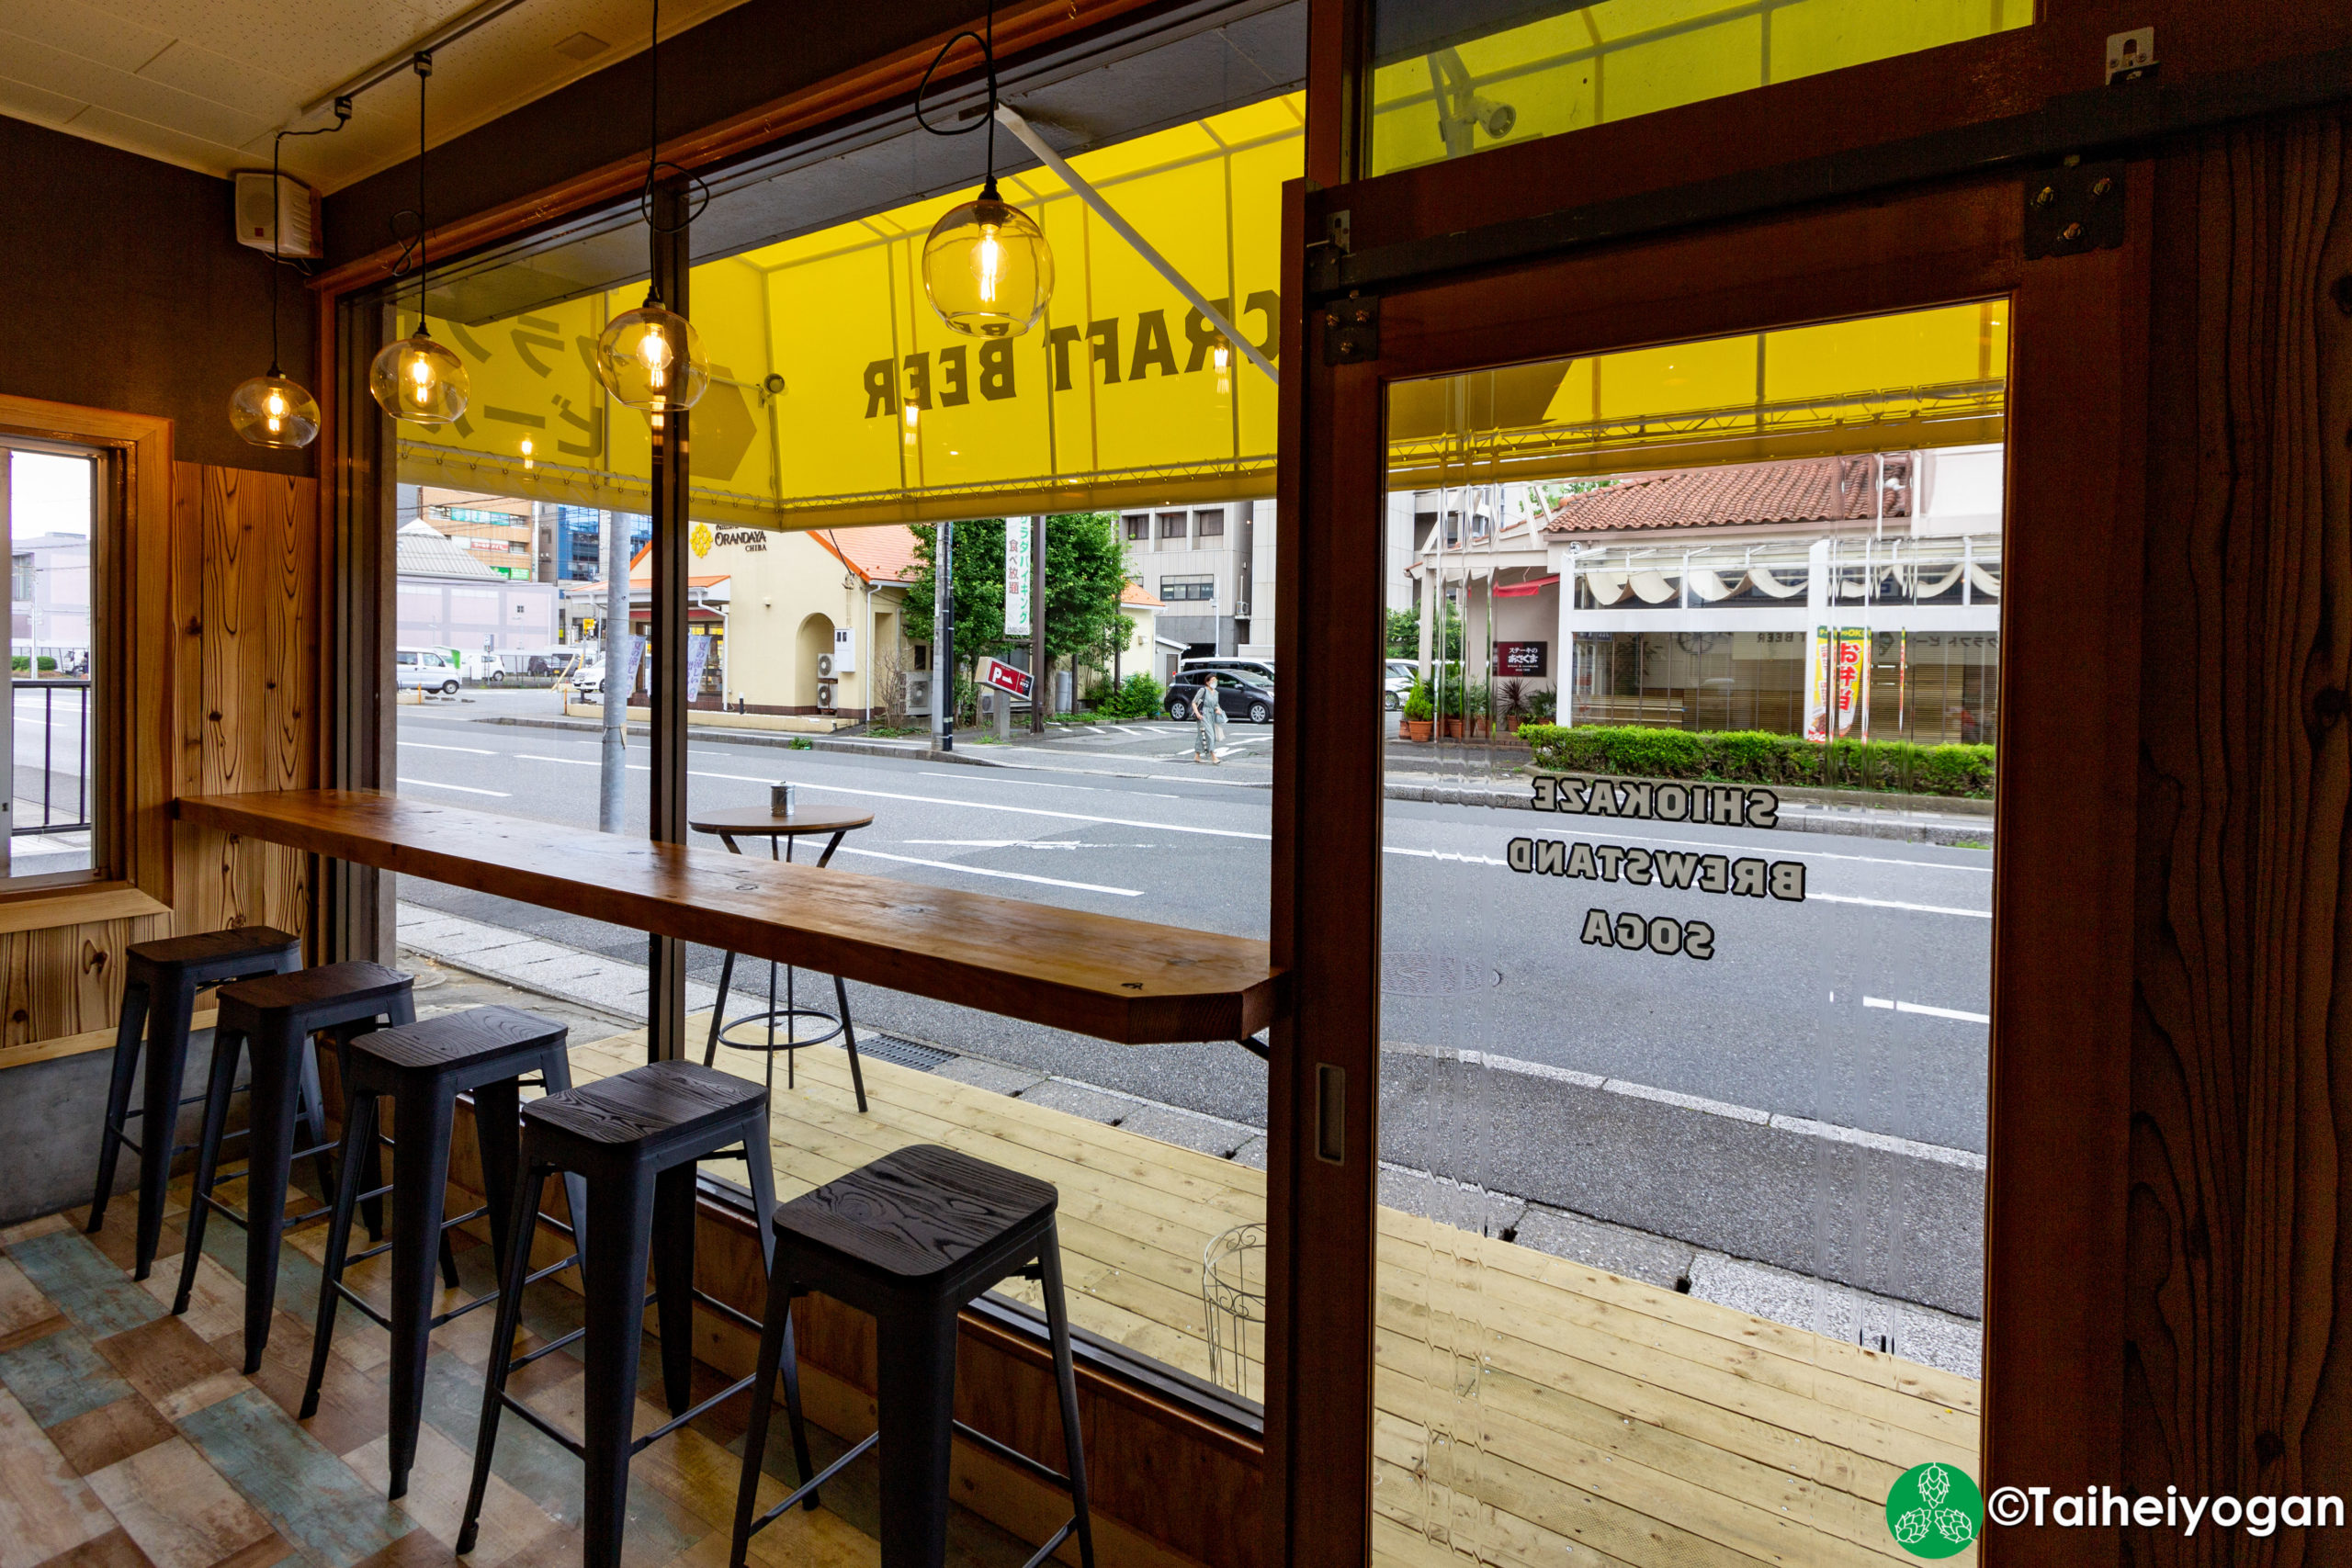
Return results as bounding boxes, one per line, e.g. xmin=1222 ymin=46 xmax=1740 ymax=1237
xmin=3 ymin=446 xmax=97 ymax=878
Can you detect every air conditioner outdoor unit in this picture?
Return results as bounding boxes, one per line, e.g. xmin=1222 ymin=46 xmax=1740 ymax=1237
xmin=816 ymin=682 xmax=836 ymax=710
xmin=233 ymin=171 xmax=322 ymax=257
xmin=816 ymin=652 xmax=835 ymax=678
xmin=906 ymin=671 xmax=933 ymax=715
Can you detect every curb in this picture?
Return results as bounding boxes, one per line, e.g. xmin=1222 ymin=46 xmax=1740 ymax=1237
xmin=1380 ymin=780 xmax=1991 ymax=844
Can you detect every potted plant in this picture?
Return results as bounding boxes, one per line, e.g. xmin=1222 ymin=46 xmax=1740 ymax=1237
xmin=1436 ymin=671 xmax=1465 ymax=739
xmin=1498 ymin=678 xmax=1528 ymax=733
xmin=1400 ymin=678 xmax=1434 ymax=741
xmin=1466 ymin=679 xmax=1494 ymax=739
xmin=1525 ymin=686 xmax=1557 ymax=725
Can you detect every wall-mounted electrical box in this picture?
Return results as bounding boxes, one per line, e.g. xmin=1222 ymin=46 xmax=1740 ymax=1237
xmin=233 ymin=171 xmax=321 ymax=258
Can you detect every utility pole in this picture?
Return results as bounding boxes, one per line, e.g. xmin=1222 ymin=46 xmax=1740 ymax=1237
xmin=934 ymin=522 xmax=955 ymax=752
xmin=1030 ymin=514 xmax=1046 ymax=732
xmin=598 ymin=508 xmax=627 ymax=832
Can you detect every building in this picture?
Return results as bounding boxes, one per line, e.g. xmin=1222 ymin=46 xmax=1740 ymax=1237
xmin=8 ymin=532 xmax=89 ymax=670
xmin=1116 ymin=500 xmax=1273 ymax=660
xmin=394 ymin=522 xmax=560 ymax=657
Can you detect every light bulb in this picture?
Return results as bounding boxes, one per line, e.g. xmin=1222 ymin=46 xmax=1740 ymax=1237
xmin=903 ymin=400 xmax=919 ymax=428
xmin=1213 ymin=343 xmax=1231 ymax=372
xmin=595 ymin=301 xmax=705 ymax=412
xmin=922 ymin=191 xmax=1051 ymax=338
xmin=230 ymin=372 xmax=320 ymax=448
xmin=368 ymin=327 xmax=468 ymax=424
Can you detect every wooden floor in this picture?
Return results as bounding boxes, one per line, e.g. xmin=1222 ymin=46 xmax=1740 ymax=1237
xmin=575 ymin=1026 xmax=1983 ymax=1568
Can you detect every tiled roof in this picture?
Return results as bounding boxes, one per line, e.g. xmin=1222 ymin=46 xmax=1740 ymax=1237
xmin=1540 ymin=455 xmax=1911 ymax=535
xmin=1120 ymin=581 xmax=1165 ymax=607
xmin=828 ymin=525 xmax=924 ymax=583
xmin=397 ymin=531 xmax=506 ymax=581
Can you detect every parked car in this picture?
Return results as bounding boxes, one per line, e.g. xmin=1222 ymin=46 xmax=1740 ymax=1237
xmin=1385 ymin=660 xmax=1415 ymax=710
xmin=1166 ymin=674 xmax=1274 ymax=725
xmin=395 ymin=647 xmax=460 ymax=695
xmin=1178 ymin=656 xmax=1277 ymax=687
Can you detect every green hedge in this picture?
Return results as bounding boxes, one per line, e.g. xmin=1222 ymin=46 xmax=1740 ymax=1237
xmin=1515 ymin=724 xmax=1995 ymax=798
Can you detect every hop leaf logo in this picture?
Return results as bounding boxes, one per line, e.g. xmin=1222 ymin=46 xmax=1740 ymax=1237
xmin=1886 ymin=1462 xmax=1984 ymax=1559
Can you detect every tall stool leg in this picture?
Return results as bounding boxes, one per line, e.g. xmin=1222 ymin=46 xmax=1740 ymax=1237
xmin=876 ymin=1309 xmax=960 ymax=1568
xmin=703 ymin=951 xmax=736 ymax=1066
xmin=173 ymin=1026 xmax=244 ymax=1315
xmin=471 ymin=1078 xmax=526 ymax=1293
xmin=300 ymin=1092 xmax=379 ymax=1419
xmin=240 ymin=1021 xmax=304 ymax=1373
xmin=580 ymin=1167 xmax=658 ymax=1568
xmin=130 ymin=976 xmax=198 ymax=1280
xmin=729 ymin=1267 xmax=818 ymax=1568
xmin=540 ymin=1053 xmax=591 ymax=1264
xmin=88 ymin=975 xmax=151 ymax=1235
xmin=832 ymin=974 xmax=868 ymax=1114
xmin=1041 ymin=1224 xmax=1097 ymax=1568
xmin=458 ymin=1159 xmax=545 ymax=1557
xmin=383 ymin=1082 xmax=458 ymax=1499
xmin=650 ymin=1164 xmax=699 ymax=1417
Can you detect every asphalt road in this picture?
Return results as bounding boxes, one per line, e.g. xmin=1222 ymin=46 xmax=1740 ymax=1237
xmin=394 ymin=700 xmax=1991 ymax=1148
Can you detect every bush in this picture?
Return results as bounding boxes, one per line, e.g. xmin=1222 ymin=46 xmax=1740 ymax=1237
xmin=34 ymin=656 xmax=54 ymax=672
xmin=1515 ymin=723 xmax=1995 ymax=798
xmin=1523 ymin=687 xmax=1557 ymax=723
xmin=6 ymin=658 xmax=24 ymax=672
xmin=1401 ymin=678 xmax=1434 ymax=723
xmin=1092 ymin=671 xmax=1165 ymax=719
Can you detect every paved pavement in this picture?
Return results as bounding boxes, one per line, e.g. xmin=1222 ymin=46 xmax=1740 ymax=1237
xmin=391 ymin=692 xmax=1993 ymax=1334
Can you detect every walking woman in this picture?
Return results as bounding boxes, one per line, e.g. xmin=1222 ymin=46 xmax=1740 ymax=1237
xmin=1191 ymin=674 xmax=1228 ymax=763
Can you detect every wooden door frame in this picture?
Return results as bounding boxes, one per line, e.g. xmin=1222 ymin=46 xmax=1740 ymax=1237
xmin=1267 ymin=171 xmax=2151 ymax=1568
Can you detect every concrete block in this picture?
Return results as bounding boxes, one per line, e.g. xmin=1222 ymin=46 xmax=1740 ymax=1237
xmin=1687 ymin=1252 xmax=1982 ymax=1379
xmin=931 ymin=1057 xmax=1047 ymax=1096
xmin=1019 ymin=1079 xmax=1137 ymax=1125
xmin=1117 ymin=1103 xmax=1255 ymax=1159
xmin=1511 ymin=1204 xmax=1697 ymax=1292
xmin=1378 ymin=1168 xmax=1525 ymax=1237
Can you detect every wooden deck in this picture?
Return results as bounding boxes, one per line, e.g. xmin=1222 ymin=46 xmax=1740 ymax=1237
xmin=565 ymin=1026 xmax=1980 ymax=1568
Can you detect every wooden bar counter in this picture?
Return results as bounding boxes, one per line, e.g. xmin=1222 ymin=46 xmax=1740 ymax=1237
xmin=176 ymin=789 xmax=1280 ymax=1045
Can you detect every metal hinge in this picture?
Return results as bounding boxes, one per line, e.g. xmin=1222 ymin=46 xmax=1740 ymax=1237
xmin=2023 ymin=159 xmax=2126 ymax=259
xmin=1321 ymin=292 xmax=1380 ymax=366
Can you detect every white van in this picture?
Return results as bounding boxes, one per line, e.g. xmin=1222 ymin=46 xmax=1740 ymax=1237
xmin=395 ymin=647 xmax=461 ymax=694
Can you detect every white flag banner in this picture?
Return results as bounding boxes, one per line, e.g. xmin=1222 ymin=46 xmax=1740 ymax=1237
xmin=1004 ymin=517 xmax=1033 ymax=637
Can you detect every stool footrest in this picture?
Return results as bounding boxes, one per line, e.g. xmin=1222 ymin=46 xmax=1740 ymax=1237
xmin=1019 ymin=1518 xmax=1079 ymax=1568
xmin=746 ymin=1431 xmax=878 ymax=1540
xmin=197 ymin=1190 xmax=334 ymax=1233
xmin=954 ymin=1419 xmax=1080 ymax=1495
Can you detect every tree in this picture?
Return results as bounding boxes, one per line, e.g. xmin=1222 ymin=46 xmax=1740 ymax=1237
xmin=1387 ymin=602 xmax=1464 ymax=660
xmin=901 ymin=513 xmax=1132 ymax=691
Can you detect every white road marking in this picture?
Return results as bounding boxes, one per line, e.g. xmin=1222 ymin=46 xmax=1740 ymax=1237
xmin=921 ymin=771 xmax=1178 ymax=800
xmin=1810 ymin=893 xmax=1990 ymax=918
xmin=1430 ymin=818 xmax=1991 ymax=873
xmin=778 ymin=781 xmax=1272 ymax=840
xmin=515 ymin=753 xmax=598 ymax=766
xmin=1865 ymin=996 xmax=1895 ymax=1010
xmin=397 ymin=777 xmax=510 ymax=796
xmin=830 ymin=845 xmax=1141 ymax=896
xmin=899 ymin=839 xmax=1159 ymax=850
xmin=398 ymin=740 xmax=496 ymax=754
xmin=1864 ymin=994 xmax=1989 ymax=1023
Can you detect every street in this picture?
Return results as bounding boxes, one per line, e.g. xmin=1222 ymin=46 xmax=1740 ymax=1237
xmin=392 ymin=692 xmax=1993 ymax=1321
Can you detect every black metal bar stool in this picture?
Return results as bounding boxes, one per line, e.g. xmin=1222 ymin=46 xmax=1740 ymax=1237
xmin=729 ymin=1144 xmax=1095 ymax=1568
xmin=458 ymin=1060 xmax=786 ymax=1568
xmin=87 ymin=926 xmax=301 ymax=1280
xmin=302 ymin=1005 xmax=590 ymax=1501
xmin=172 ymin=961 xmax=420 ymax=1373
xmin=690 ymin=806 xmax=874 ymax=1113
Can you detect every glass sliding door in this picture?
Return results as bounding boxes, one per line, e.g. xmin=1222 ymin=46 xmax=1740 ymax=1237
xmin=1373 ymin=300 xmax=2003 ymax=1567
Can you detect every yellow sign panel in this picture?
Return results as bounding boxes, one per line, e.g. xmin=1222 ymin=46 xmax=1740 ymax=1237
xmin=401 ymin=97 xmax=1303 ymax=529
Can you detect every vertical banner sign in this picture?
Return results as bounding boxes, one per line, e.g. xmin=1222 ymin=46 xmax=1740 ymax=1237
xmin=1005 ymin=517 xmax=1034 ymax=637
xmin=1805 ymin=626 xmax=1869 ymax=739
xmin=684 ymin=633 xmax=715 ymax=698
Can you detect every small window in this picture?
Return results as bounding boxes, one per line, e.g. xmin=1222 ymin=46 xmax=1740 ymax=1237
xmin=1159 ymin=577 xmax=1215 ymax=603
xmin=1125 ymin=513 xmax=1149 ymax=542
xmin=1195 ymin=509 xmax=1226 ymax=538
xmin=11 ymin=553 xmax=31 ymax=602
xmin=1159 ymin=512 xmax=1188 ymax=540
xmin=913 ymin=642 xmax=931 ymax=672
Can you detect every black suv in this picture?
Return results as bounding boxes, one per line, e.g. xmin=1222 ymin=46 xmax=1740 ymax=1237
xmin=1166 ymin=675 xmax=1274 ymax=725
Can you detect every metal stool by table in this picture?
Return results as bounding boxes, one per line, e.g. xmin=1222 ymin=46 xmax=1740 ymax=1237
xmin=691 ymin=807 xmax=875 ymax=1112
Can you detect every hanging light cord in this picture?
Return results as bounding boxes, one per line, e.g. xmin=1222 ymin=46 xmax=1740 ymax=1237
xmin=265 ymin=98 xmax=351 ymax=376
xmin=915 ymin=0 xmax=1003 ymax=196
xmin=634 ymin=0 xmax=707 ymax=288
xmin=388 ymin=53 xmax=435 ymax=326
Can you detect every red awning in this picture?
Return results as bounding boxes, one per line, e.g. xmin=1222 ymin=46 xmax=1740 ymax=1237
xmin=1492 ymin=574 xmax=1560 ymax=598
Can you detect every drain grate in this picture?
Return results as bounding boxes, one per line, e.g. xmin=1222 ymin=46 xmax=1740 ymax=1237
xmin=857 ymin=1034 xmax=956 ymax=1071
xmin=1381 ymin=950 xmax=1502 ymax=997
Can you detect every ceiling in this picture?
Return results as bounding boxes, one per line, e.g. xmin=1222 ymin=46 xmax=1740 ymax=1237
xmin=0 ymin=0 xmax=756 ymax=193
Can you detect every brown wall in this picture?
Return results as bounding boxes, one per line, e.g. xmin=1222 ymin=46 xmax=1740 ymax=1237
xmin=0 ymin=459 xmax=315 ymax=1057
xmin=0 ymin=119 xmax=315 ymax=478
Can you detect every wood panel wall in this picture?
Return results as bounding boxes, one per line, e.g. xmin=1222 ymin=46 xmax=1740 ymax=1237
xmin=2130 ymin=105 xmax=2352 ymax=1547
xmin=0 ymin=460 xmax=315 ymax=1059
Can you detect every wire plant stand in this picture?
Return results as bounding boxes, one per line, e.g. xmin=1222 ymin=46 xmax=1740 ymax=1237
xmin=1202 ymin=1222 xmax=1266 ymax=1400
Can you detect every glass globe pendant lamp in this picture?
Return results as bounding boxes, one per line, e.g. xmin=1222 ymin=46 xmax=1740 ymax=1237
xmin=369 ymin=53 xmax=470 ymax=425
xmin=922 ymin=178 xmax=1052 ymax=338
xmin=596 ymin=293 xmax=707 ymax=412
xmin=913 ymin=3 xmax=1052 ymax=338
xmin=229 ymin=368 xmax=320 ymax=449
xmin=369 ymin=325 xmax=468 ymax=425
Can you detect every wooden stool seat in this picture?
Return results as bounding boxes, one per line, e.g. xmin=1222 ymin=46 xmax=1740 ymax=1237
xmin=458 ymin=1061 xmax=786 ymax=1568
xmin=172 ymin=961 xmax=418 ymax=1373
xmin=303 ymin=1006 xmax=585 ymax=1501
xmin=88 ymin=925 xmax=300 ymax=1280
xmin=731 ymin=1145 xmax=1095 ymax=1568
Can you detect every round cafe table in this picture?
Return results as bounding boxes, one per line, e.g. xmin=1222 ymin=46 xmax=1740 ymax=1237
xmin=689 ymin=807 xmax=876 ymax=1112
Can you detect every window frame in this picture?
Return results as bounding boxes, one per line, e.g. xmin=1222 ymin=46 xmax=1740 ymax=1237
xmin=0 ymin=396 xmax=172 ymax=927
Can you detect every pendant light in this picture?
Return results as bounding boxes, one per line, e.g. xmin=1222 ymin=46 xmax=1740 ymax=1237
xmin=369 ymin=53 xmax=469 ymax=425
xmin=594 ymin=0 xmax=708 ymax=414
xmin=230 ymin=106 xmax=346 ymax=449
xmin=916 ymin=2 xmax=1052 ymax=339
